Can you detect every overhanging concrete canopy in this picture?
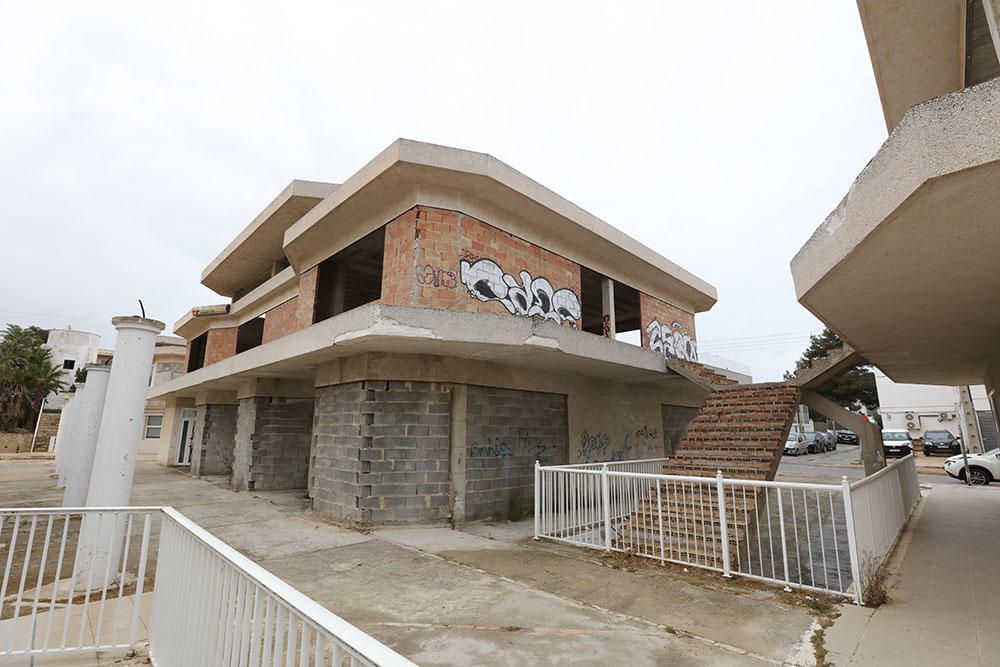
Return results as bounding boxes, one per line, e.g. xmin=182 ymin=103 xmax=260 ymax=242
xmin=791 ymin=79 xmax=1000 ymax=386
xmin=857 ymin=0 xmax=966 ymax=131
xmin=148 ymin=304 xmax=698 ymax=400
xmin=202 ymin=180 xmax=338 ymax=297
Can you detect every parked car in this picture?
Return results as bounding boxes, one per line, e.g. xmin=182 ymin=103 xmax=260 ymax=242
xmin=825 ymin=430 xmax=837 ymax=450
xmin=882 ymin=430 xmax=913 ymax=458
xmin=836 ymin=429 xmax=859 ymax=445
xmin=801 ymin=432 xmax=826 ymax=454
xmin=943 ymin=448 xmax=1000 ymax=485
xmin=922 ymin=430 xmax=962 ymax=457
xmin=784 ymin=433 xmax=808 ymax=456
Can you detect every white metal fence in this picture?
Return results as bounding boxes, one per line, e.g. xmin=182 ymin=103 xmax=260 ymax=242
xmin=0 ymin=506 xmax=416 ymax=666
xmin=534 ymin=455 xmax=921 ymax=604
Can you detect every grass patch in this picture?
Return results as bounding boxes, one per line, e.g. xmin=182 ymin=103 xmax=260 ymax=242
xmin=501 ymin=626 xmax=522 ymax=632
xmin=862 ymin=557 xmax=889 ymax=607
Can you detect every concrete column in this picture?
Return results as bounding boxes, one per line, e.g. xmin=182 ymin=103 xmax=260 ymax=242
xmin=62 ymin=365 xmax=111 ymax=507
xmin=54 ymin=390 xmax=81 ymax=488
xmin=601 ymin=277 xmax=616 ymax=339
xmin=449 ymin=384 xmax=468 ymax=523
xmin=983 ymin=1 xmax=1000 ymax=64
xmin=957 ymin=385 xmax=984 ymax=454
xmin=77 ymin=316 xmax=164 ymax=587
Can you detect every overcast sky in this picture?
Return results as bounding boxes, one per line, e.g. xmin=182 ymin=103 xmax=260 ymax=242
xmin=0 ymin=1 xmax=887 ymax=381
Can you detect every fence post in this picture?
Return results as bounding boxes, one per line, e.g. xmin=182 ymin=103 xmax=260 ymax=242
xmin=842 ymin=476 xmax=863 ymax=605
xmin=716 ymin=470 xmax=732 ymax=577
xmin=776 ymin=486 xmax=791 ymax=591
xmin=601 ymin=463 xmax=612 ymax=551
xmin=533 ymin=461 xmax=540 ymax=540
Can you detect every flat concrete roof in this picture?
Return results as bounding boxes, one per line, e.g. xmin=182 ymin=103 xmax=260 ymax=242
xmin=149 ymin=304 xmax=694 ymax=399
xmin=791 ymin=78 xmax=1000 ymax=385
xmin=202 ymin=180 xmax=338 ymax=296
xmin=203 ymin=139 xmax=717 ymax=313
xmin=857 ymin=0 xmax=966 ymax=131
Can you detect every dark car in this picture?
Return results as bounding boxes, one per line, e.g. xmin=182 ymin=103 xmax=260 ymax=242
xmin=923 ymin=430 xmax=961 ymax=456
xmin=802 ymin=432 xmax=826 ymax=454
xmin=836 ymin=429 xmax=859 ymax=445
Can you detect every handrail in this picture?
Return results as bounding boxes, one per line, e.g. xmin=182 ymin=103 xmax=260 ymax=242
xmin=849 ymin=453 xmax=913 ymax=491
xmin=160 ymin=507 xmax=417 ymax=667
xmin=536 ymin=465 xmax=841 ymax=491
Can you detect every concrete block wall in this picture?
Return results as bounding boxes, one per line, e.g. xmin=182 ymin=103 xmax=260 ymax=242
xmin=232 ymin=396 xmax=314 ymax=491
xmin=381 ymin=206 xmax=583 ymax=327
xmin=191 ymin=403 xmax=238 ymax=476
xmin=465 ymin=386 xmax=568 ymax=519
xmin=311 ymin=380 xmax=452 ymax=525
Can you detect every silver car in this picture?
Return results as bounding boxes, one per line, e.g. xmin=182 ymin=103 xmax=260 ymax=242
xmin=784 ymin=434 xmax=808 ymax=456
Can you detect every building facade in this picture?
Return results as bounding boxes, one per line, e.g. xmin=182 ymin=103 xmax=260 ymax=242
xmin=150 ymin=139 xmax=722 ymax=525
xmin=791 ymin=1 xmax=1000 ymax=431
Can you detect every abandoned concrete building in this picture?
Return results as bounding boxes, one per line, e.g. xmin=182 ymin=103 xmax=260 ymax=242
xmin=148 ymin=139 xmax=754 ymax=525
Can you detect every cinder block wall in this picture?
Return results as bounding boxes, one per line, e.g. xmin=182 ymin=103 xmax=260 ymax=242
xmin=192 ymin=403 xmax=238 ymax=476
xmin=312 ymin=380 xmax=451 ymax=525
xmin=232 ymin=396 xmax=314 ymax=491
xmin=465 ymin=386 xmax=568 ymax=519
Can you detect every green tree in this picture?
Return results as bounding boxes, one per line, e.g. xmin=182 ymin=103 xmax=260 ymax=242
xmin=0 ymin=325 xmax=66 ymax=431
xmin=785 ymin=328 xmax=879 ymax=412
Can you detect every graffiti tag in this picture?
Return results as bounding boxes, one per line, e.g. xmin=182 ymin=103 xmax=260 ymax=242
xmin=459 ymin=258 xmax=582 ymax=326
xmin=635 ymin=425 xmax=659 ymax=440
xmin=415 ymin=264 xmax=457 ymax=288
xmin=647 ymin=319 xmax=698 ymax=362
xmin=577 ymin=432 xmax=633 ymax=463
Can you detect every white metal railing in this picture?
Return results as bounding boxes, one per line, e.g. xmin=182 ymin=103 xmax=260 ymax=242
xmin=1 ymin=506 xmax=416 ymax=666
xmin=545 ymin=458 xmax=669 ymax=474
xmin=849 ymin=455 xmax=921 ymax=595
xmin=534 ymin=456 xmax=923 ymax=604
xmin=0 ymin=507 xmax=159 ymax=657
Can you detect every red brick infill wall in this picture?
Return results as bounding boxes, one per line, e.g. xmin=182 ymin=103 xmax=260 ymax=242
xmin=261 ymin=266 xmax=319 ymax=344
xmin=639 ymin=292 xmax=697 ymax=362
xmin=381 ymin=206 xmax=583 ymax=328
xmin=204 ymin=327 xmax=238 ymax=366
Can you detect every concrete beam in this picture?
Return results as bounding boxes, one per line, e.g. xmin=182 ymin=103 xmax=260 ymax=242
xmin=794 ymin=344 xmax=866 ymax=390
xmin=800 ymin=389 xmax=885 ymax=475
xmin=237 ymin=378 xmax=315 ymax=400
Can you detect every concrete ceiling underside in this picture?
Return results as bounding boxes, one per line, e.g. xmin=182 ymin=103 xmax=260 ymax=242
xmin=799 ymin=161 xmax=1000 ymax=386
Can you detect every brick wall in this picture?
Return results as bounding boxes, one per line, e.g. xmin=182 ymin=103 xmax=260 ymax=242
xmin=465 ymin=386 xmax=568 ymax=519
xmin=261 ymin=266 xmax=320 ymax=344
xmin=204 ymin=327 xmax=238 ymax=366
xmin=639 ymin=292 xmax=698 ymax=362
xmin=232 ymin=396 xmax=313 ymax=491
xmin=312 ymin=380 xmax=452 ymax=525
xmin=381 ymin=206 xmax=583 ymax=328
xmin=192 ymin=403 xmax=238 ymax=476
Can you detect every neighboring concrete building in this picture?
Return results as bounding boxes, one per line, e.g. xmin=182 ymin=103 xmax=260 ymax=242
xmin=791 ymin=2 xmax=1000 ymax=431
xmin=149 ymin=139 xmax=727 ymax=525
xmin=138 ymin=335 xmax=187 ymax=457
xmin=44 ymin=328 xmax=102 ymax=400
xmin=874 ymin=370 xmax=999 ymax=451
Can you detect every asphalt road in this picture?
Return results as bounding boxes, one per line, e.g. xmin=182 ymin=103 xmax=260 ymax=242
xmin=776 ymin=443 xmax=954 ymax=486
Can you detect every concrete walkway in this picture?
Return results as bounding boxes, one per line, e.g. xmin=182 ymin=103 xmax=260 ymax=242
xmin=825 ymin=482 xmax=1000 ymax=665
xmin=0 ymin=460 xmax=820 ymax=666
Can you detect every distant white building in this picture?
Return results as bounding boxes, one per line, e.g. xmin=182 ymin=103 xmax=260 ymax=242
xmin=874 ymin=368 xmax=998 ymax=451
xmin=139 ymin=336 xmax=188 ymax=457
xmin=43 ymin=328 xmax=107 ymax=405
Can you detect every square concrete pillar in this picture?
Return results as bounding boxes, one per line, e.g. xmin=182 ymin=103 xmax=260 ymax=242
xmin=232 ymin=395 xmax=314 ymax=491
xmin=191 ymin=403 xmax=238 ymax=476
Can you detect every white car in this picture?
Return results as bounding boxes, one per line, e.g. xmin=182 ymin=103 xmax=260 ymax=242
xmin=944 ymin=448 xmax=1000 ymax=485
xmin=882 ymin=430 xmax=913 ymax=458
xmin=784 ymin=434 xmax=808 ymax=456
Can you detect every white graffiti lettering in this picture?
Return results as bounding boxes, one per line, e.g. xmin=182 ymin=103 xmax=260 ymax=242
xmin=646 ymin=319 xmax=698 ymax=362
xmin=458 ymin=258 xmax=582 ymax=326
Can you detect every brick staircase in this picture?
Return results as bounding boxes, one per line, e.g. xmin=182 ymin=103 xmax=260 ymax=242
xmin=616 ymin=383 xmax=801 ymax=567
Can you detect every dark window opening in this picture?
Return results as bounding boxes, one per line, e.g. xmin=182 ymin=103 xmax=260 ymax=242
xmin=62 ymin=359 xmax=75 ymax=370
xmin=314 ymin=227 xmax=385 ymax=323
xmin=579 ymin=267 xmax=641 ymax=337
xmin=187 ymin=333 xmax=207 ymax=372
xmin=236 ymin=316 xmax=265 ymax=354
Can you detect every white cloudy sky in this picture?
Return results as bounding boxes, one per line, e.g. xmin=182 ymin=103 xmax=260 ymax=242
xmin=0 ymin=1 xmax=887 ymax=381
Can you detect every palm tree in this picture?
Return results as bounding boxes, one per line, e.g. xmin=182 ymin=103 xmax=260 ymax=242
xmin=0 ymin=325 xmax=67 ymax=431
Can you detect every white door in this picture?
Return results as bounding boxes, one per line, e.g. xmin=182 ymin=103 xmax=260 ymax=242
xmin=176 ymin=409 xmax=197 ymax=465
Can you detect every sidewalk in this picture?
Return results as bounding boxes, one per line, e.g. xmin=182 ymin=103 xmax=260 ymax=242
xmin=825 ymin=482 xmax=1000 ymax=665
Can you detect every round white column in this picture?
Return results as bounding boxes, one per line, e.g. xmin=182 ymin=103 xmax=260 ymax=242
xmin=54 ymin=389 xmax=82 ymax=488
xmin=84 ymin=317 xmax=165 ymax=507
xmin=62 ymin=365 xmax=111 ymax=507
xmin=76 ymin=316 xmax=164 ymax=588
